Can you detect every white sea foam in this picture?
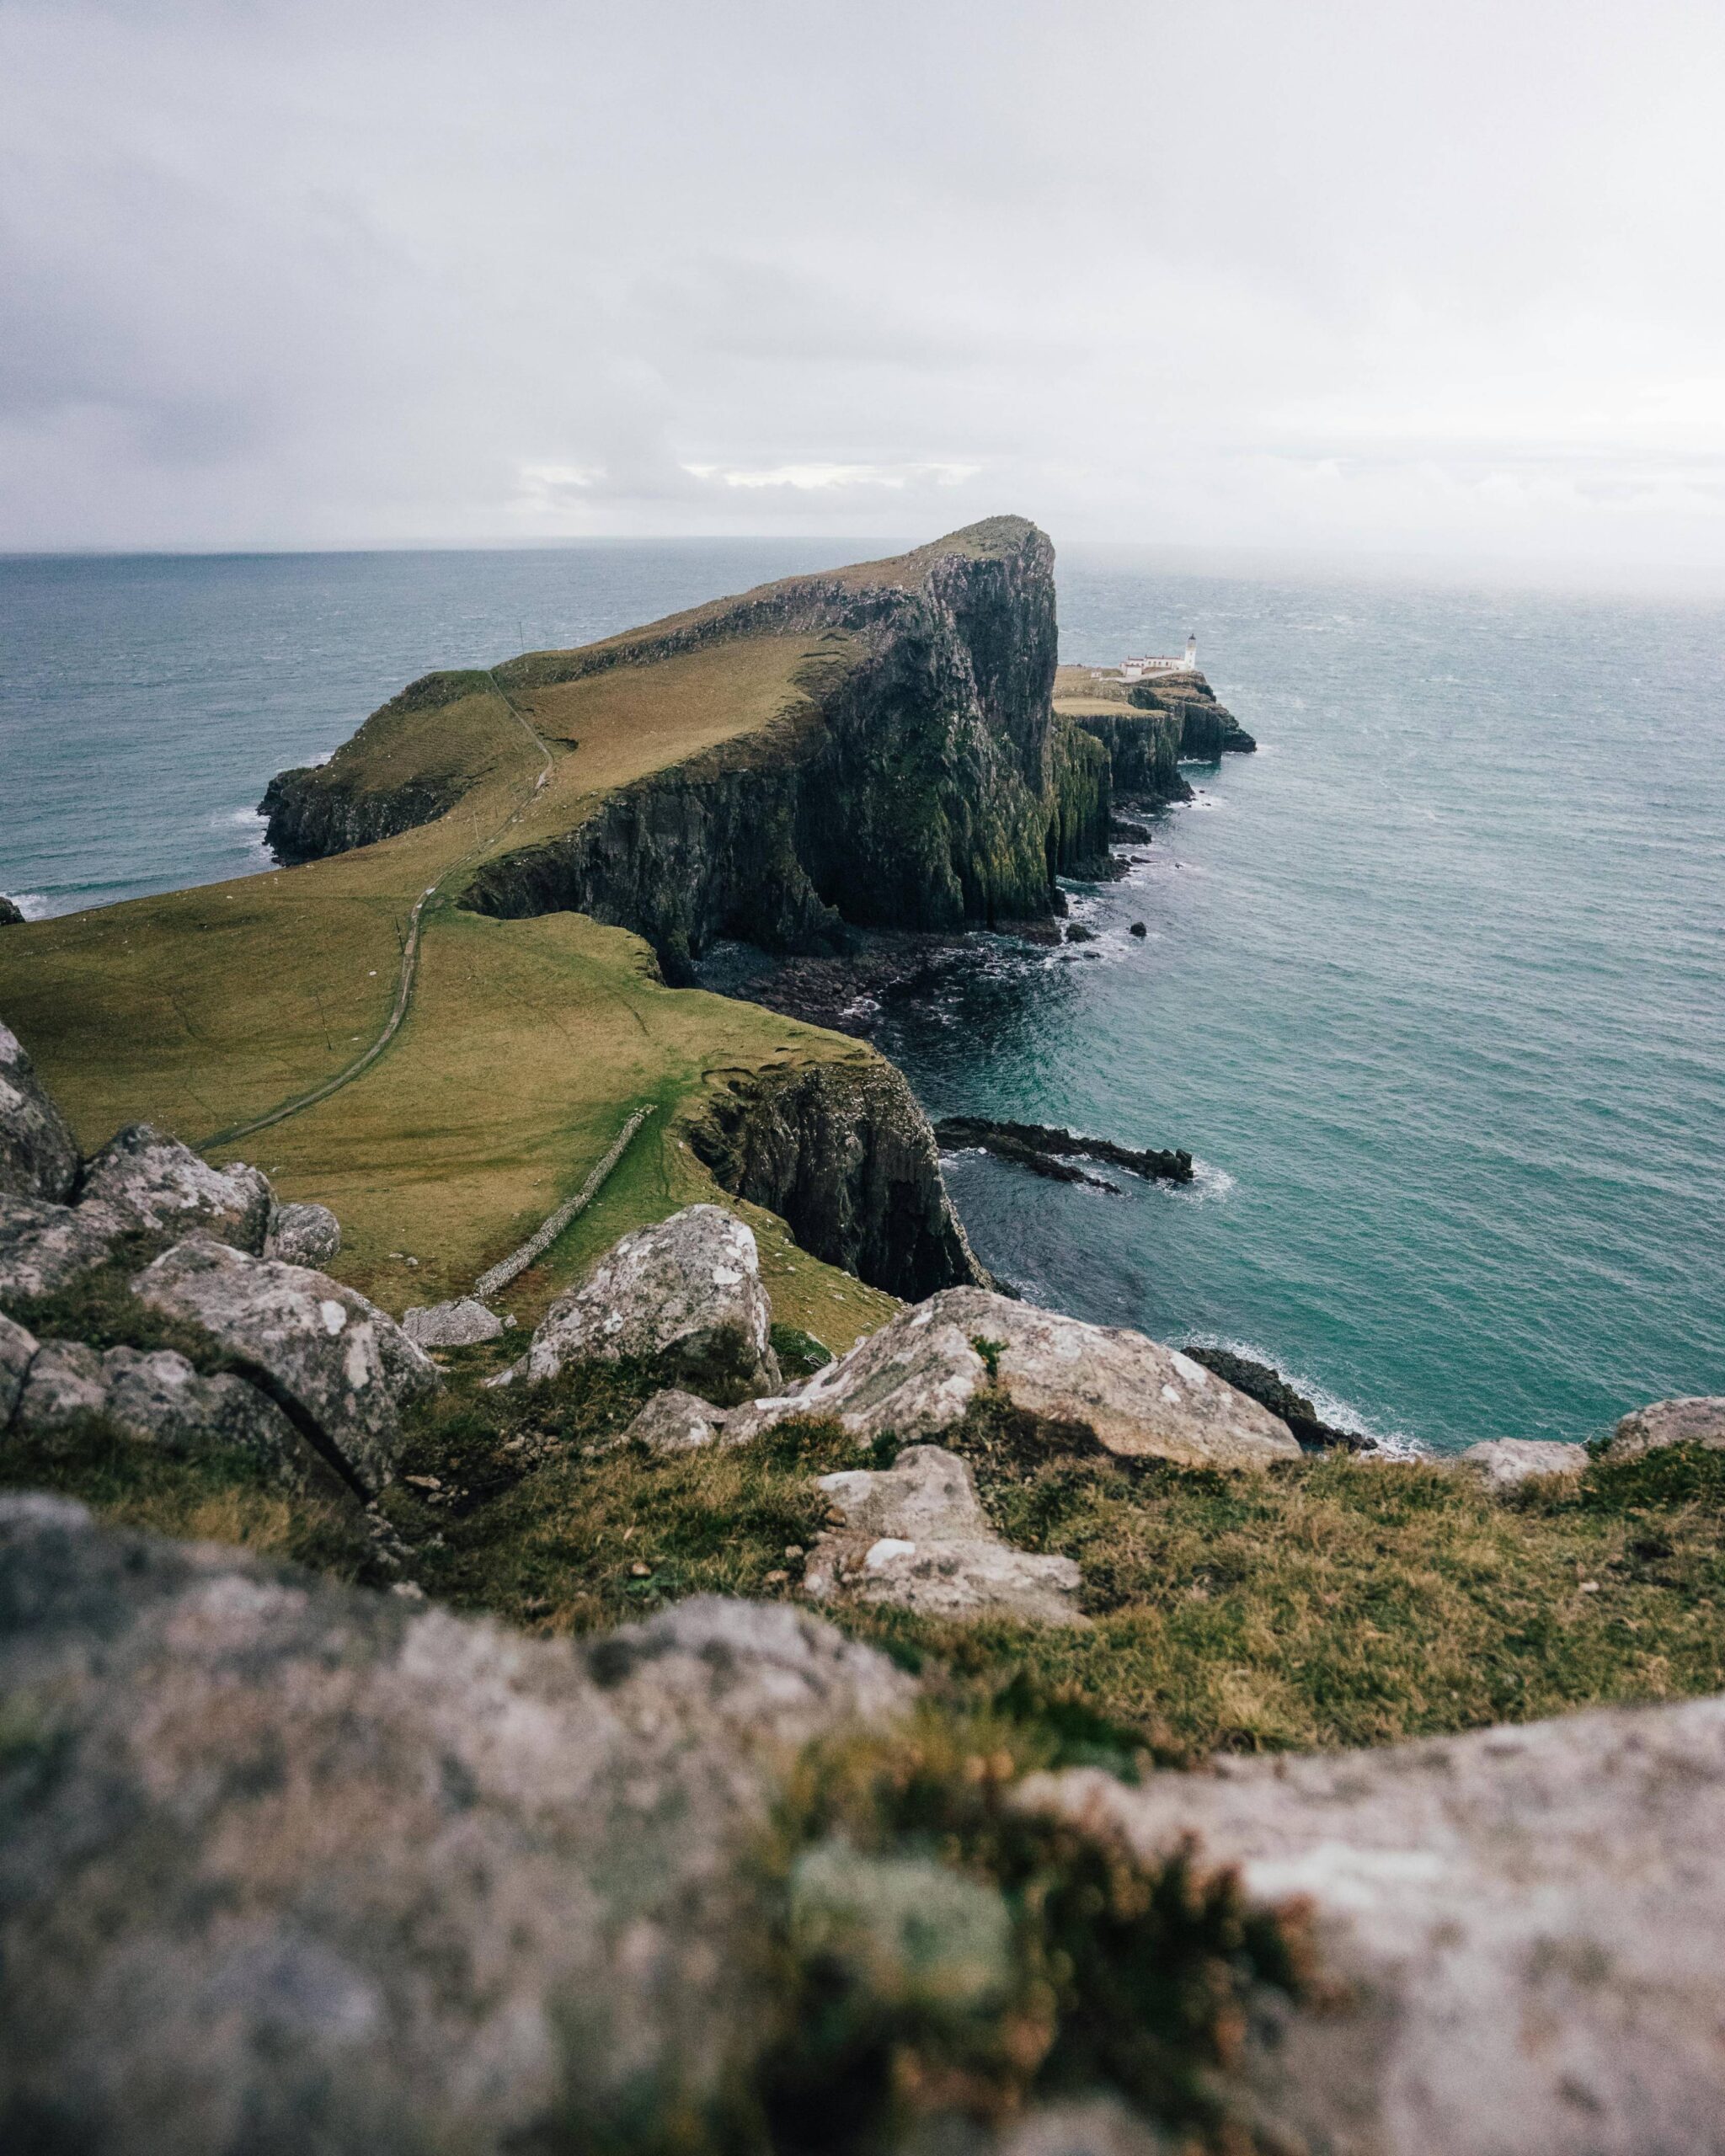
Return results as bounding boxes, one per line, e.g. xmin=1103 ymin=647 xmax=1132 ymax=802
xmin=7 ymin=893 xmax=51 ymax=921
xmin=1183 ymin=1333 xmax=1426 ymax=1458
xmin=1183 ymin=1160 xmax=1236 ymax=1203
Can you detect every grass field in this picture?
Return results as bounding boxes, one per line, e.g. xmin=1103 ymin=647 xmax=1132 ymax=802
xmin=0 ymin=624 xmax=895 ymax=1348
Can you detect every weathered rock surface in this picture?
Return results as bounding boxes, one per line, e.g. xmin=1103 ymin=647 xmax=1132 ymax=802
xmin=805 ymin=1444 xmax=1087 ymax=1625
xmin=692 ymin=1057 xmax=987 ymax=1299
xmin=1185 ymin=1345 xmax=1370 ymax=1452
xmin=0 ymin=1019 xmax=80 ymax=1203
xmin=399 ymin=1294 xmax=503 ymax=1348
xmin=132 ymin=1239 xmax=439 ymax=1494
xmin=0 ymin=1499 xmax=912 ymax=2156
xmin=14 ymin=1338 xmax=107 ymax=1424
xmin=1030 ymin=1692 xmax=1725 ymax=2155
xmin=0 ymin=896 xmax=24 ymax=927
xmin=1455 ymin=1437 xmax=1588 ymax=1488
xmin=519 ymin=1203 xmax=780 ymax=1400
xmin=935 ymin=1115 xmax=1193 ymax=1189
xmin=729 ymin=1289 xmax=1300 ymax=1467
xmin=0 ymin=1310 xmax=34 ymax=1424
xmin=80 ymin=1123 xmax=273 ymax=1252
xmin=1604 ymin=1394 xmax=1725 ymax=1461
xmin=0 ymin=1192 xmax=136 ymax=1302
xmin=1127 ymin=672 xmax=1257 ymax=757
xmin=621 ymin=1386 xmax=733 ymax=1453
xmin=263 ymin=1198 xmax=342 ymax=1267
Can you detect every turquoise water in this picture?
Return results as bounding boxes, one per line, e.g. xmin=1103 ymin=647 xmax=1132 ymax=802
xmin=2 ymin=546 xmax=1721 ymax=1449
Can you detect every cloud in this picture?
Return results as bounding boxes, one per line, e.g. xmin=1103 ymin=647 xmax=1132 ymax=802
xmin=2 ymin=0 xmax=1723 ymax=572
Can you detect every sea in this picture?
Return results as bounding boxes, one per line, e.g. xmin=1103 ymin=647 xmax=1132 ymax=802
xmin=2 ymin=543 xmax=1721 ymax=1453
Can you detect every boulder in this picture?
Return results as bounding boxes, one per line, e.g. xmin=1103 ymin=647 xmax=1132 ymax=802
xmin=804 ymin=1444 xmax=1087 ymax=1625
xmin=263 ymin=1199 xmax=342 ymax=1267
xmin=1604 ymin=1395 xmax=1725 ymax=1462
xmin=620 ymin=1386 xmax=733 ymax=1453
xmin=99 ymin=1348 xmax=313 ymax=1483
xmin=1028 ymin=1694 xmax=1725 ymax=2154
xmin=728 ymin=1289 xmax=1299 ymax=1467
xmin=518 ymin=1204 xmax=780 ymax=1401
xmin=15 ymin=1340 xmax=107 ymax=1427
xmin=0 ymin=1500 xmax=911 ymax=2156
xmin=1455 ymin=1438 xmax=1588 ymax=1489
xmin=0 ymin=1310 xmax=35 ymax=1425
xmin=80 ymin=1123 xmax=272 ymax=1252
xmin=0 ymin=1019 xmax=80 ymax=1203
xmin=0 ymin=896 xmax=24 ymax=927
xmin=400 ymin=1295 xmax=503 ymax=1348
xmin=0 ymin=1192 xmax=136 ymax=1303
xmin=131 ymin=1240 xmax=439 ymax=1494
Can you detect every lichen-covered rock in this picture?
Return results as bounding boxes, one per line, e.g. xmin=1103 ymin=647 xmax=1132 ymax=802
xmin=804 ymin=1444 xmax=1087 ymax=1626
xmin=0 ymin=1019 xmax=80 ymax=1203
xmin=131 ymin=1239 xmax=439 ymax=1493
xmin=80 ymin=1123 xmax=272 ymax=1252
xmin=399 ymin=1295 xmax=502 ymax=1348
xmin=263 ymin=1199 xmax=342 ymax=1267
xmin=620 ymin=1387 xmax=732 ymax=1453
xmin=692 ymin=1056 xmax=986 ymax=1299
xmin=1604 ymin=1395 xmax=1725 ymax=1462
xmin=1455 ymin=1438 xmax=1588 ymax=1488
xmin=1028 ymin=1692 xmax=1725 ymax=2156
xmin=0 ymin=1310 xmax=35 ymax=1425
xmin=729 ymin=1289 xmax=1298 ymax=1467
xmin=0 ymin=1501 xmax=911 ymax=2156
xmin=519 ymin=1204 xmax=780 ymax=1400
xmin=15 ymin=1340 xmax=106 ymax=1427
xmin=0 ymin=1193 xmax=136 ymax=1303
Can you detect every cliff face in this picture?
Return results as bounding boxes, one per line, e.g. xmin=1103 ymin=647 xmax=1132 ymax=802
xmin=260 ymin=671 xmax=496 ymax=865
xmin=1129 ymin=674 xmax=1258 ymax=758
xmin=688 ymin=1057 xmax=987 ymax=1300
xmin=1063 ymin=707 xmax=1189 ymax=804
xmin=465 ymin=519 xmax=1083 ymax=972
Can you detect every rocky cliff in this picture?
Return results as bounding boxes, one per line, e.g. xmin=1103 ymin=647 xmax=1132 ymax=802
xmin=1127 ymin=674 xmax=1257 ymax=758
xmin=690 ymin=1056 xmax=987 ymax=1299
xmin=464 ymin=520 xmax=1092 ymax=971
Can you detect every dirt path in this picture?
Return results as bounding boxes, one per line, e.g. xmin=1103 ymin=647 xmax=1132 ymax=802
xmin=200 ymin=678 xmax=553 ymax=1151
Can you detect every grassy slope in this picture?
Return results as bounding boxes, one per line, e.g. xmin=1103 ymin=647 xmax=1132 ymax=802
xmin=0 ymin=629 xmax=894 ymax=1348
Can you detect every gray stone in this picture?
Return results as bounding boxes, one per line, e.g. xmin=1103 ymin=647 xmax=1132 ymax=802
xmin=0 ymin=1018 xmax=80 ymax=1203
xmin=132 ymin=1239 xmax=439 ymax=1494
xmin=0 ymin=896 xmax=24 ymax=927
xmin=0 ymin=1502 xmax=912 ymax=2156
xmin=99 ymin=1348 xmax=312 ymax=1484
xmin=728 ymin=1288 xmax=1298 ymax=1467
xmin=1026 ymin=1693 xmax=1725 ymax=2155
xmin=263 ymin=1199 xmax=342 ymax=1267
xmin=0 ymin=1192 xmax=136 ymax=1303
xmin=518 ymin=1204 xmax=780 ymax=1401
xmin=80 ymin=1123 xmax=273 ymax=1253
xmin=16 ymin=1340 xmax=107 ymax=1428
xmin=1455 ymin=1438 xmax=1588 ymax=1488
xmin=804 ymin=1444 xmax=1087 ymax=1627
xmin=399 ymin=1294 xmax=503 ymax=1348
xmin=1605 ymin=1395 xmax=1725 ymax=1462
xmin=619 ymin=1386 xmax=732 ymax=1453
xmin=0 ymin=1310 xmax=37 ymax=1426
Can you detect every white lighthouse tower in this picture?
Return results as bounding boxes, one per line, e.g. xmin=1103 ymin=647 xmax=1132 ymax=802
xmin=1183 ymin=634 xmax=1198 ymax=671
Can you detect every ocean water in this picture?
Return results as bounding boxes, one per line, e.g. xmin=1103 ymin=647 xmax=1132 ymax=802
xmin=2 ymin=545 xmax=1721 ymax=1450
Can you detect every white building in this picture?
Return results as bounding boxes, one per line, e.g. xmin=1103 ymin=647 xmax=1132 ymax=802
xmin=1118 ymin=635 xmax=1198 ymax=681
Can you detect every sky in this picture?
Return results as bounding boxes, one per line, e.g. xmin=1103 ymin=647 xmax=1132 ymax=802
xmin=3 ymin=0 xmax=1725 ymax=574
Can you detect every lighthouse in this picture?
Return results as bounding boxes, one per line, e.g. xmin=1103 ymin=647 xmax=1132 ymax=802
xmin=1183 ymin=634 xmax=1198 ymax=671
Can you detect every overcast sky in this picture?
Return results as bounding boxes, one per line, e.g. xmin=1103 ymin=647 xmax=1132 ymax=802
xmin=4 ymin=0 xmax=1724 ymax=572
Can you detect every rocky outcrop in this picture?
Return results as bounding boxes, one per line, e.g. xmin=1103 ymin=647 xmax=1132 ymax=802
xmin=1065 ymin=706 xmax=1190 ymax=805
xmin=461 ymin=520 xmax=1095 ymax=968
xmin=1604 ymin=1394 xmax=1725 ymax=1461
xmin=0 ymin=1193 xmax=136 ymax=1303
xmin=0 ymin=1497 xmax=913 ymax=2156
xmin=936 ymin=1116 xmax=1194 ymax=1190
xmin=805 ymin=1444 xmax=1087 ymax=1625
xmin=620 ymin=1385 xmax=734 ymax=1453
xmin=0 ymin=897 xmax=24 ymax=927
xmin=259 ymin=670 xmax=491 ymax=863
xmin=1028 ymin=1691 xmax=1725 ymax=2154
xmin=692 ymin=1058 xmax=986 ymax=1300
xmin=1128 ymin=674 xmax=1256 ymax=758
xmin=131 ymin=1239 xmax=439 ymax=1495
xmin=264 ymin=1198 xmax=342 ymax=1267
xmin=0 ymin=1310 xmax=32 ymax=1422
xmin=512 ymin=1203 xmax=780 ymax=1401
xmin=1455 ymin=1437 xmax=1587 ymax=1488
xmin=81 ymin=1123 xmax=273 ymax=1252
xmin=726 ymin=1287 xmax=1300 ymax=1467
xmin=1183 ymin=1346 xmax=1370 ymax=1452
xmin=400 ymin=1294 xmax=504 ymax=1348
xmin=0 ymin=1019 xmax=80 ymax=1202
